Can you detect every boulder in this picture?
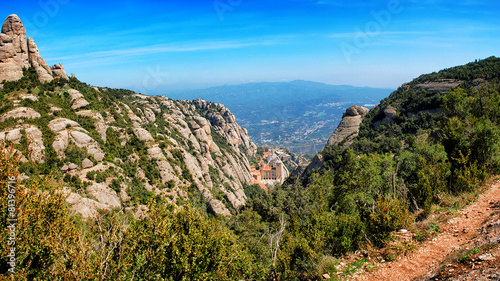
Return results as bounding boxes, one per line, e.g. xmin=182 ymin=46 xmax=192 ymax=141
xmin=0 ymin=125 xmax=44 ymax=162
xmin=143 ymin=108 xmax=156 ymax=123
xmin=87 ymin=147 xmax=105 ymax=161
xmin=66 ymin=192 xmax=109 ymax=218
xmin=61 ymin=164 xmax=69 ymax=172
xmin=148 ymin=146 xmax=166 ymax=160
xmin=82 ymin=158 xmax=94 ymax=169
xmin=208 ymin=198 xmax=231 ymax=216
xmin=70 ymin=130 xmax=93 ymax=146
xmin=48 ymin=118 xmax=82 ymax=133
xmin=67 ymin=89 xmax=84 ymax=100
xmin=76 ymin=110 xmax=107 ymax=141
xmin=86 ymin=183 xmax=121 ymax=209
xmin=24 ymin=125 xmax=44 ymax=163
xmin=68 ymin=163 xmax=78 ymax=170
xmin=384 ymin=106 xmax=397 ymax=119
xmin=0 ymin=128 xmax=22 ymax=143
xmin=52 ymin=130 xmax=69 ymax=158
xmin=18 ymin=93 xmax=38 ymax=101
xmin=326 ymin=105 xmax=369 ymax=148
xmin=50 ymin=106 xmax=62 ymax=112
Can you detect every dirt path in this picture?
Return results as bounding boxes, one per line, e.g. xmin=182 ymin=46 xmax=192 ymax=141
xmin=355 ymin=180 xmax=500 ymax=281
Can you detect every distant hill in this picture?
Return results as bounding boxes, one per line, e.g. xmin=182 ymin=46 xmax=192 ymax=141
xmin=166 ymin=80 xmax=392 ymax=154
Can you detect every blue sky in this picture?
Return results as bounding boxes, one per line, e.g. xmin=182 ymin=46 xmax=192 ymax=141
xmin=2 ymin=0 xmax=500 ymax=95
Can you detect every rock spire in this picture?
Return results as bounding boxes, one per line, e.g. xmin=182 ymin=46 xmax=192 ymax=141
xmin=0 ymin=14 xmax=68 ymax=83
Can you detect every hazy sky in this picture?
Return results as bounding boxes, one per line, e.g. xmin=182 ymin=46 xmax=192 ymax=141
xmin=2 ymin=0 xmax=499 ymax=95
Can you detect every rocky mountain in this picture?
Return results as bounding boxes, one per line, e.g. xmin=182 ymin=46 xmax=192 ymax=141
xmin=167 ymin=81 xmax=391 ymax=154
xmin=0 ymin=14 xmax=256 ymax=218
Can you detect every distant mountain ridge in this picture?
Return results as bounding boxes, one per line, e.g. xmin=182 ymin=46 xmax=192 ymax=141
xmin=167 ymin=80 xmax=392 ymax=154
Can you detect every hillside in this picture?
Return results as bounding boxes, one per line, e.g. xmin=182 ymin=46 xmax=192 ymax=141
xmin=0 ymin=15 xmax=257 ymax=218
xmin=168 ymin=81 xmax=391 ymax=154
xmin=1 ymin=12 xmax=500 ymax=281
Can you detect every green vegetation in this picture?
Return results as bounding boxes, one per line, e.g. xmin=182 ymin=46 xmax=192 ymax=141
xmin=2 ymin=58 xmax=500 ymax=280
xmin=0 ymin=150 xmax=255 ymax=279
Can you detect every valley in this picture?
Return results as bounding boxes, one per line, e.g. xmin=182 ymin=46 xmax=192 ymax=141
xmin=168 ymin=81 xmax=391 ymax=155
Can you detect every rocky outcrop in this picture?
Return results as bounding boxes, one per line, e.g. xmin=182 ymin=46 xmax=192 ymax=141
xmin=133 ymin=127 xmax=154 ymax=142
xmin=326 ymin=105 xmax=369 ymax=148
xmin=0 ymin=13 xmax=261 ymax=219
xmin=24 ymin=125 xmax=44 ymax=163
xmin=86 ymin=183 xmax=121 ymax=209
xmin=0 ymin=127 xmax=22 ymax=143
xmin=76 ymin=110 xmax=108 ymax=141
xmin=292 ymin=105 xmax=369 ymax=179
xmin=374 ymin=105 xmax=397 ymax=128
xmin=50 ymin=63 xmax=68 ymax=79
xmin=48 ymin=118 xmax=105 ymax=161
xmin=67 ymin=89 xmax=90 ymax=110
xmin=194 ymin=99 xmax=257 ymax=156
xmin=290 ymin=153 xmax=324 ymax=179
xmin=27 ymin=37 xmax=53 ymax=83
xmin=82 ymin=158 xmax=94 ymax=169
xmin=66 ymin=192 xmax=110 ymax=218
xmin=0 ymin=14 xmax=67 ymax=84
xmin=414 ymin=79 xmax=463 ymax=93
xmin=0 ymin=124 xmax=45 ymax=163
xmin=0 ymin=107 xmax=41 ymax=121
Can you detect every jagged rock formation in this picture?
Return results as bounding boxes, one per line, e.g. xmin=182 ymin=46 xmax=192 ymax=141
xmin=0 ymin=14 xmax=257 ymax=218
xmin=50 ymin=63 xmax=69 ymax=79
xmin=291 ymin=105 xmax=369 ymax=178
xmin=0 ymin=14 xmax=67 ymax=83
xmin=1 ymin=85 xmax=257 ymax=218
xmin=414 ymin=79 xmax=463 ymax=93
xmin=326 ymin=105 xmax=369 ymax=148
xmin=373 ymin=105 xmax=397 ymax=127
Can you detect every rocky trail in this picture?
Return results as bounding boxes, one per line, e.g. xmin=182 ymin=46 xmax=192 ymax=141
xmin=355 ymin=180 xmax=500 ymax=281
